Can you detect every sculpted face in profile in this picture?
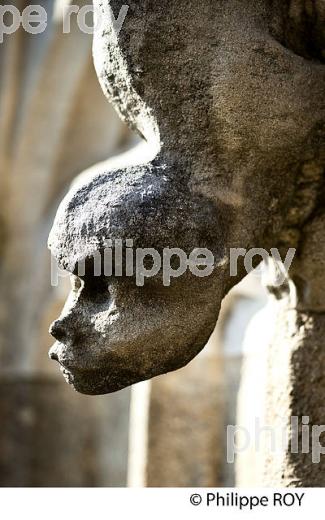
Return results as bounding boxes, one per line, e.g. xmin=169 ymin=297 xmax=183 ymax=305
xmin=49 ymin=0 xmax=324 ymax=394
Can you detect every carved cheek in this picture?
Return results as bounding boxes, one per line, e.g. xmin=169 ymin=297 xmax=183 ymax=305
xmin=90 ymin=309 xmax=118 ymax=337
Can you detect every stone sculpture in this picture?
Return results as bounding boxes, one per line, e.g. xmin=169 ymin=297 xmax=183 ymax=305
xmin=49 ymin=0 xmax=324 ymax=402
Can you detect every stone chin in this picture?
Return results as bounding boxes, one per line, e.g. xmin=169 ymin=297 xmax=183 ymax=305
xmin=49 ymin=314 xmax=218 ymax=395
xmin=59 ymin=366 xmax=141 ymax=395
xmin=54 ymin=351 xmax=203 ymax=396
xmin=50 ymin=344 xmax=145 ymax=395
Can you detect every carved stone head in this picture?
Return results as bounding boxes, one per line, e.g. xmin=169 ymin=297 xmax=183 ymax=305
xmin=49 ymin=0 xmax=324 ymax=394
xmin=48 ymin=165 xmax=229 ymax=394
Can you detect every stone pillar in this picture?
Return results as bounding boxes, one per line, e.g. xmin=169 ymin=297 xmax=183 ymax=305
xmin=128 ymin=327 xmax=225 ymax=487
xmin=235 ymin=284 xmax=274 ymax=486
xmin=236 ymin=216 xmax=325 ymax=487
xmin=222 ymin=272 xmax=268 ymax=486
xmin=263 ymin=215 xmax=325 ymax=486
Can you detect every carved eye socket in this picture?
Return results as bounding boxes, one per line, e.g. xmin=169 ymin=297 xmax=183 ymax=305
xmin=271 ymin=0 xmax=325 ymax=62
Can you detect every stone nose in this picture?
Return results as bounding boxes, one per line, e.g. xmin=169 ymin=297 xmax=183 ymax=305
xmin=49 ymin=319 xmax=67 ymax=342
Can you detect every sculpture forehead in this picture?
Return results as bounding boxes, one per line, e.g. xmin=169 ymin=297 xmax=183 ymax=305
xmin=48 ymin=165 xmax=162 ymax=270
xmin=49 ymin=166 xmax=147 ymax=270
xmin=48 ymin=164 xmax=224 ymax=273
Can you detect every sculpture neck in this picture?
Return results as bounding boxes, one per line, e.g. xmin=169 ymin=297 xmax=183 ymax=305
xmin=93 ymin=0 xmax=263 ymax=173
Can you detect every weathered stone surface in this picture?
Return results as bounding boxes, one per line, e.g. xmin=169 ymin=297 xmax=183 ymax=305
xmin=49 ymin=0 xmax=324 ymax=403
xmin=48 ymin=160 xmax=227 ymax=394
xmin=236 ymin=214 xmax=325 ymax=487
xmin=262 ymin=215 xmax=325 ymax=486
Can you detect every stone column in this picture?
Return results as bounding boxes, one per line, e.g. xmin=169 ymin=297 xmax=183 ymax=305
xmin=237 ymin=216 xmax=325 ymax=487
xmin=263 ymin=215 xmax=325 ymax=486
xmin=128 ymin=330 xmax=225 ymax=487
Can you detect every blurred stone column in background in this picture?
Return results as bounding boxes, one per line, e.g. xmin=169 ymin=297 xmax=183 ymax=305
xmin=0 ymin=0 xmax=132 ymax=486
xmin=222 ymin=273 xmax=268 ymax=486
xmin=235 ymin=279 xmax=272 ymax=486
xmin=128 ymin=331 xmax=225 ymax=487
